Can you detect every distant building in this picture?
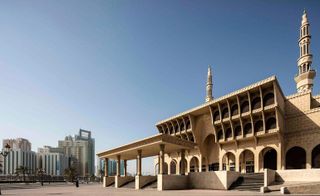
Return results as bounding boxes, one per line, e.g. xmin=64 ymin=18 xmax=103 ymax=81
xmin=2 ymin=138 xmax=37 ymax=175
xmin=37 ymin=146 xmax=69 ymax=176
xmin=58 ymin=129 xmax=95 ymax=177
xmin=96 ymin=158 xmax=123 ymax=177
xmin=0 ymin=156 xmax=3 ymax=175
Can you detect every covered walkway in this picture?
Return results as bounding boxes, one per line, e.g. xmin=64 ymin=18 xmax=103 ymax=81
xmin=97 ymin=134 xmax=196 ymax=190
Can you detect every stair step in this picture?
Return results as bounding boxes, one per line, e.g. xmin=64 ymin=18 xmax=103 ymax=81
xmin=229 ymin=173 xmax=264 ymax=192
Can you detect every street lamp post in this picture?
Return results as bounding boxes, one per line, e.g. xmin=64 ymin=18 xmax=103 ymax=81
xmin=0 ymin=144 xmax=11 ymax=195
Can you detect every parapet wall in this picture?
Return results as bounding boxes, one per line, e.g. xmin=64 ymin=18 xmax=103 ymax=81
xmin=276 ymin=169 xmax=320 ymax=182
xmin=158 ymin=171 xmax=240 ymax=191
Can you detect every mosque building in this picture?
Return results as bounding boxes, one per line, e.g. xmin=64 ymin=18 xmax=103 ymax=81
xmin=97 ymin=11 xmax=320 ymax=192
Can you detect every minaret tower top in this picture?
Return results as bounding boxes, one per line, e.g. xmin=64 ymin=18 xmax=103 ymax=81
xmin=294 ymin=10 xmax=316 ymax=93
xmin=205 ymin=66 xmax=213 ymax=102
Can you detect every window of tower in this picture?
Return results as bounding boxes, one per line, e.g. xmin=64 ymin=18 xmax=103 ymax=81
xmin=217 ymin=129 xmax=223 ymax=140
xmin=213 ymin=110 xmax=220 ymax=121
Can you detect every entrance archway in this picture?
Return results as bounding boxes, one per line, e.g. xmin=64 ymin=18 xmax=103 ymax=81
xmin=222 ymin=152 xmax=236 ymax=171
xmin=239 ymin=150 xmax=255 ymax=173
xmin=190 ymin=156 xmax=199 ymax=172
xmin=203 ymin=134 xmax=219 ymax=170
xmin=261 ymin=147 xmax=277 ymax=170
xmin=170 ymin=160 xmax=177 ymax=174
xmin=312 ymin=144 xmax=320 ymax=168
xmin=286 ymin=146 xmax=306 ymax=169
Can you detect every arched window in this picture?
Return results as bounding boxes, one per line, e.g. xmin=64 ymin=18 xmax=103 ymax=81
xmin=286 ymin=146 xmax=306 ymax=169
xmin=263 ymin=93 xmax=274 ymax=106
xmin=175 ymin=125 xmax=179 ymax=132
xmin=261 ymin=148 xmax=277 ymax=170
xmin=217 ymin=129 xmax=223 ymax=140
xmin=190 ymin=157 xmax=200 ymax=172
xmin=170 ymin=160 xmax=177 ymax=174
xmin=266 ymin=117 xmax=276 ymax=130
xmin=234 ymin=125 xmax=242 ymax=136
xmin=254 ymin=120 xmax=263 ymax=132
xmin=213 ymin=111 xmax=220 ymax=121
xmin=231 ymin=104 xmax=238 ymax=116
xmin=251 ymin=97 xmax=261 ymax=110
xmin=241 ymin=101 xmax=249 ymax=113
xmin=222 ymin=108 xmax=229 ymax=119
xmin=180 ymin=122 xmax=185 ymax=131
xmin=225 ymin=128 xmax=232 ymax=138
xmin=169 ymin=126 xmax=173 ymax=134
xmin=186 ymin=120 xmax=191 ymax=129
xmin=188 ymin=133 xmax=195 ymax=142
xmin=244 ymin=123 xmax=252 ymax=135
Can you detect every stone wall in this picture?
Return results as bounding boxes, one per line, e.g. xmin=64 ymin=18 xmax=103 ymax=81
xmin=276 ymin=169 xmax=320 ymax=182
xmin=135 ymin=175 xmax=157 ymax=189
xmin=157 ymin=174 xmax=188 ymax=191
xmin=264 ymin=169 xmax=276 ymax=186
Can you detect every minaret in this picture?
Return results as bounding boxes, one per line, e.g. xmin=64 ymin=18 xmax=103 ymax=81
xmin=205 ymin=66 xmax=213 ymax=102
xmin=294 ymin=10 xmax=316 ymax=93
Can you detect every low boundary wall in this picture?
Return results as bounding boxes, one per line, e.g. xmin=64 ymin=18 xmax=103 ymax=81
xmin=264 ymin=169 xmax=276 ymax=186
xmin=189 ymin=171 xmax=239 ymax=190
xmin=276 ymin=169 xmax=320 ymax=182
xmin=115 ymin=176 xmax=135 ymax=188
xmin=158 ymin=171 xmax=240 ymax=191
xmin=135 ymin=175 xmax=157 ymax=189
xmin=157 ymin=174 xmax=188 ymax=191
xmin=103 ymin=176 xmax=115 ymax=187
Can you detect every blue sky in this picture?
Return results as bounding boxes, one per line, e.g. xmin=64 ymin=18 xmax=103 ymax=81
xmin=0 ymin=0 xmax=319 ymax=174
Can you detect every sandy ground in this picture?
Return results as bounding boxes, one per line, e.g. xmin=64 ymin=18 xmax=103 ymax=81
xmin=0 ymin=183 xmax=288 ymax=196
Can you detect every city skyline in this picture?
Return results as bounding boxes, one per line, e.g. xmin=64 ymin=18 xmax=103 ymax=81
xmin=1 ymin=0 xmax=320 ymax=174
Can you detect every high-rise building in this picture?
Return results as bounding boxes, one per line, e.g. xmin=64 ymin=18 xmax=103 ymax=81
xmin=58 ymin=129 xmax=95 ymax=177
xmin=37 ymin=146 xmax=69 ymax=176
xmin=96 ymin=158 xmax=123 ymax=177
xmin=2 ymin=138 xmax=37 ymax=175
xmin=0 ymin=156 xmax=4 ymax=175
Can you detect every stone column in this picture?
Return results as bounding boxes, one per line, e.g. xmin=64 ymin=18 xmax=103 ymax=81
xmin=124 ymin=160 xmax=127 ymax=176
xmin=157 ymin=155 xmax=160 ymax=174
xmin=180 ymin=149 xmax=186 ymax=175
xmin=235 ymin=154 xmax=240 ymax=172
xmin=159 ymin=144 xmax=165 ymax=174
xmin=306 ymin=150 xmax=312 ymax=169
xmin=104 ymin=158 xmax=109 ymax=177
xmin=254 ymin=151 xmax=260 ymax=173
xmin=137 ymin=150 xmax=142 ymax=176
xmin=116 ymin=155 xmax=120 ymax=177
xmin=199 ymin=155 xmax=203 ymax=172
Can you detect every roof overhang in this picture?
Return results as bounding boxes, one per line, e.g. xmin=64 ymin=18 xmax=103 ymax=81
xmin=97 ymin=134 xmax=196 ymax=160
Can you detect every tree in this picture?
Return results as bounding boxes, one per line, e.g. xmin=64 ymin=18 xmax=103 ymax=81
xmin=36 ymin=168 xmax=45 ymax=186
xmin=15 ymin=166 xmax=29 ymax=182
xmin=64 ymin=167 xmax=77 ymax=182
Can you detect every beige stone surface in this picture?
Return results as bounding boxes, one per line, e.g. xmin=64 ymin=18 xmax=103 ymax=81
xmin=3 ymin=183 xmax=281 ymax=196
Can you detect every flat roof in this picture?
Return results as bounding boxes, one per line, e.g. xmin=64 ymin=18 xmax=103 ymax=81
xmin=96 ymin=134 xmax=196 ymax=160
xmin=156 ymin=75 xmax=285 ymax=125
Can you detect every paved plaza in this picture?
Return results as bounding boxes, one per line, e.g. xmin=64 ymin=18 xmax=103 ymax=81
xmin=0 ymin=183 xmax=292 ymax=196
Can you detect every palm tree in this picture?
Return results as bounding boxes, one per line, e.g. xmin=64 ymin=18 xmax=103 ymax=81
xmin=15 ymin=166 xmax=29 ymax=182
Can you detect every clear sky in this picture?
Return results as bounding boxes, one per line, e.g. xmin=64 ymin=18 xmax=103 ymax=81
xmin=0 ymin=0 xmax=319 ymax=175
